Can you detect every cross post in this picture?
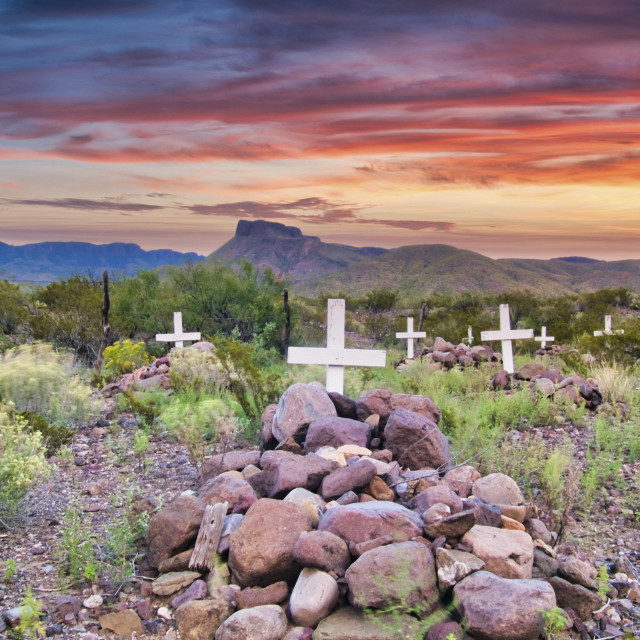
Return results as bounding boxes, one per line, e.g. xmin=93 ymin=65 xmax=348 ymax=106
xmin=287 ymin=299 xmax=386 ymax=394
xmin=534 ymin=326 xmax=555 ymax=349
xmin=480 ymin=304 xmax=533 ymax=374
xmin=465 ymin=325 xmax=474 ymax=346
xmin=156 ymin=311 xmax=201 ymax=349
xmin=594 ymin=315 xmax=624 ymax=337
xmin=396 ymin=317 xmax=426 ymax=359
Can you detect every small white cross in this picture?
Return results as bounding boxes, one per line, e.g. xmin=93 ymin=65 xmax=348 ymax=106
xmin=464 ymin=325 xmax=474 ymax=346
xmin=287 ymin=299 xmax=386 ymax=394
xmin=155 ymin=311 xmax=201 ymax=349
xmin=594 ymin=315 xmax=624 ymax=337
xmin=535 ymin=326 xmax=555 ymax=349
xmin=396 ymin=317 xmax=426 ymax=359
xmin=480 ymin=304 xmax=534 ymax=374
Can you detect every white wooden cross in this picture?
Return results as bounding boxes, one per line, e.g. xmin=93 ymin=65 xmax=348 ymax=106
xmin=155 ymin=311 xmax=201 ymax=349
xmin=480 ymin=304 xmax=534 ymax=374
xmin=396 ymin=317 xmax=426 ymax=359
xmin=464 ymin=325 xmax=474 ymax=346
xmin=535 ymin=326 xmax=555 ymax=349
xmin=594 ymin=315 xmax=624 ymax=337
xmin=287 ymin=298 xmax=386 ymax=394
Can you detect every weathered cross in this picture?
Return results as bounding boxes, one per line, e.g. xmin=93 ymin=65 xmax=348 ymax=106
xmin=396 ymin=317 xmax=426 ymax=359
xmin=535 ymin=326 xmax=555 ymax=349
xmin=465 ymin=325 xmax=474 ymax=346
xmin=287 ymin=298 xmax=387 ymax=394
xmin=480 ymin=304 xmax=533 ymax=374
xmin=594 ymin=315 xmax=624 ymax=337
xmin=155 ymin=311 xmax=201 ymax=349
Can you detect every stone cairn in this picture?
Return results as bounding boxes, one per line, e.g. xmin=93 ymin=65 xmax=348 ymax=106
xmin=140 ymin=382 xmax=616 ymax=640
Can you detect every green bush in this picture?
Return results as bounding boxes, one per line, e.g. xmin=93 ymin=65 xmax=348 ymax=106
xmin=0 ymin=342 xmax=96 ymax=426
xmin=0 ymin=403 xmax=49 ymax=522
xmin=18 ymin=411 xmax=74 ymax=455
xmin=168 ymin=346 xmax=223 ymax=394
xmin=103 ymin=339 xmax=150 ymax=379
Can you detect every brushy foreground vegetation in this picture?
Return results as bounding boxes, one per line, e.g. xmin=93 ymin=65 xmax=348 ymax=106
xmin=1 ymin=262 xmax=639 ymax=620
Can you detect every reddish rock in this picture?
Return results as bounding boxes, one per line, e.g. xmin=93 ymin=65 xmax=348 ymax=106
xmin=423 ymin=509 xmax=476 ymax=541
xmin=516 ymin=362 xmax=547 ymax=380
xmin=540 ymin=369 xmax=564 ymax=383
xmin=345 ymin=541 xmax=438 ymax=615
xmin=472 ymin=473 xmax=524 ymax=506
xmin=146 ymin=491 xmax=204 ymax=568
xmin=260 ymin=404 xmax=278 ymax=450
xmin=199 ymin=474 xmax=256 ymax=512
xmin=170 ymin=580 xmax=208 ymax=609
xmin=410 ymin=485 xmax=463 ymax=515
xmin=362 ymin=476 xmax=395 ymax=501
xmin=454 ymin=571 xmax=556 ymax=640
xmin=463 ymin=498 xmax=503 ymax=528
xmin=235 ymin=581 xmax=289 ymax=609
xmin=174 ymin=598 xmax=233 ymax=640
xmin=260 ymin=450 xmax=337 ymax=498
xmin=200 ymin=450 xmax=261 ymax=481
xmin=444 ymin=465 xmax=481 ymax=497
xmin=328 ymin=392 xmax=358 ymax=420
xmin=320 ymin=459 xmax=378 ymax=501
xmin=271 ymin=383 xmax=337 ymax=443
xmin=356 ymin=390 xmax=441 ymax=428
xmin=384 ymin=408 xmax=451 ymax=471
xmin=426 ymin=621 xmax=465 ymax=640
xmin=304 ymin=416 xmax=371 ymax=452
xmin=547 ymin=576 xmax=602 ymax=620
xmin=292 ymin=530 xmax=351 ymax=573
xmin=228 ymin=499 xmax=312 ymax=587
xmin=490 ymin=370 xmax=512 ymax=391
xmin=318 ymin=501 xmax=423 ymax=546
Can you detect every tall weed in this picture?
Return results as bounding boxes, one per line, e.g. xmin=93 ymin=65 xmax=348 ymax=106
xmin=0 ymin=342 xmax=95 ymax=425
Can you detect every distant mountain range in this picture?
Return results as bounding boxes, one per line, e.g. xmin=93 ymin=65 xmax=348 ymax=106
xmin=0 ymin=241 xmax=203 ymax=283
xmin=4 ymin=222 xmax=639 ymax=296
xmin=208 ymin=220 xmax=640 ymax=297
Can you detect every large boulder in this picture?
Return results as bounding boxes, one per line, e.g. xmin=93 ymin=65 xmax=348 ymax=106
xmin=228 ymin=499 xmax=312 ymax=587
xmin=214 ymin=605 xmax=287 ymax=640
xmin=345 ymin=541 xmax=438 ymax=616
xmin=304 ymin=417 xmax=371 ymax=452
xmin=462 ymin=525 xmax=534 ymax=579
xmin=146 ymin=491 xmax=204 ymax=568
xmin=260 ymin=450 xmax=337 ymax=498
xmin=289 ymin=568 xmax=339 ymax=628
xmin=547 ymin=576 xmax=602 ymax=620
xmin=318 ymin=501 xmax=423 ymax=546
xmin=471 ymin=473 xmax=524 ymax=506
xmin=271 ymin=383 xmax=336 ymax=443
xmin=199 ymin=474 xmax=256 ymax=511
xmin=313 ymin=607 xmax=422 ymax=640
xmin=516 ymin=362 xmax=547 ymax=381
xmin=175 ymin=598 xmax=234 ymax=640
xmin=454 ymin=571 xmax=556 ymax=640
xmin=200 ymin=450 xmax=261 ymax=481
xmin=384 ymin=408 xmax=451 ymax=471
xmin=292 ymin=530 xmax=351 ymax=574
xmin=356 ymin=390 xmax=440 ymax=427
xmin=320 ymin=459 xmax=378 ymax=501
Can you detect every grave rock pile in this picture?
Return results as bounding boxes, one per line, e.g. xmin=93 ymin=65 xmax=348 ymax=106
xmin=100 ymin=341 xmax=220 ymax=397
xmin=490 ymin=363 xmax=603 ymax=408
xmin=410 ymin=338 xmax=499 ymax=370
xmin=137 ymin=382 xmax=608 ymax=640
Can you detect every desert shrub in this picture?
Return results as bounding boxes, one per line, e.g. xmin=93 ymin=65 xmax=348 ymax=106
xmin=0 ymin=403 xmax=49 ymax=523
xmin=0 ymin=280 xmax=29 ymax=336
xmin=168 ymin=346 xmax=223 ymax=394
xmin=18 ymin=411 xmax=74 ymax=455
xmin=120 ymin=388 xmax=165 ymax=427
xmin=102 ymin=339 xmax=150 ymax=380
xmin=55 ymin=504 xmax=99 ymax=586
xmin=157 ymin=390 xmax=239 ymax=466
xmin=0 ymin=342 xmax=95 ymax=425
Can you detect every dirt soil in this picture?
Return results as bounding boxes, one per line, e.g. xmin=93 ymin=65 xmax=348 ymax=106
xmin=1 ymin=398 xmax=640 ymax=639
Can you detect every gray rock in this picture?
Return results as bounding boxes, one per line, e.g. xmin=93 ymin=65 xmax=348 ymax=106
xmin=289 ymin=568 xmax=339 ymax=627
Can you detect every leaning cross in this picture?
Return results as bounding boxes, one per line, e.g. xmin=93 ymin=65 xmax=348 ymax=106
xmin=480 ymin=304 xmax=533 ymax=374
xmin=287 ymin=298 xmax=386 ymax=394
xmin=535 ymin=326 xmax=555 ymax=349
xmin=594 ymin=315 xmax=624 ymax=337
xmin=465 ymin=325 xmax=474 ymax=346
xmin=155 ymin=311 xmax=201 ymax=349
xmin=396 ymin=317 xmax=426 ymax=359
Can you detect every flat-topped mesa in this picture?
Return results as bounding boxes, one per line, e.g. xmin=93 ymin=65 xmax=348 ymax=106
xmin=235 ymin=219 xmax=307 ymax=239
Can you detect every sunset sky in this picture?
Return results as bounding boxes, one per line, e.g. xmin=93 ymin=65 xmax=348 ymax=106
xmin=1 ymin=0 xmax=639 ymax=259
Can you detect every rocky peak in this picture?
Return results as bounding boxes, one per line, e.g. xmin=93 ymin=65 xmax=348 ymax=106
xmin=235 ymin=220 xmax=307 ymax=240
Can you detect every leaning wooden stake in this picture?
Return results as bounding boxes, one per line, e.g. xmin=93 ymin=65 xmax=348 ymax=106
xmin=283 ymin=288 xmax=291 ymax=358
xmin=417 ymin=302 xmax=427 ymax=332
xmin=189 ymin=502 xmax=228 ymax=572
xmin=94 ymin=270 xmax=111 ymax=373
